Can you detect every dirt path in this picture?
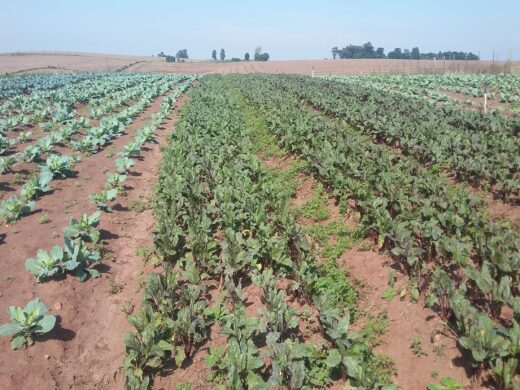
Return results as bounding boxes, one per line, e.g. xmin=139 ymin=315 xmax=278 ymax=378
xmin=0 ymin=89 xmax=190 ymax=389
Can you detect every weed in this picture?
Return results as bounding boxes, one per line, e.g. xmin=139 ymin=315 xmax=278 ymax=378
xmin=64 ymin=200 xmax=76 ymax=213
xmin=381 ymin=288 xmax=397 ymax=301
xmin=3 ymin=275 xmax=15 ymax=283
xmin=372 ymin=355 xmax=397 ymax=384
xmin=12 ymin=173 xmax=31 ymax=185
xmin=102 ymin=249 xmax=116 ymax=262
xmin=433 ymin=344 xmax=446 ymax=358
xmin=305 ymin=221 xmax=362 ymax=261
xmin=129 ymin=200 xmax=147 ymax=213
xmin=387 ymin=269 xmax=396 ymax=288
xmin=174 ymin=384 xmax=192 ymax=390
xmin=431 ymin=369 xmax=439 ymax=378
xmin=106 ymin=146 xmax=116 ymax=158
xmin=51 ymin=231 xmax=59 ymax=239
xmin=299 ymin=182 xmax=331 ymax=221
xmin=266 ymin=159 xmax=308 ymax=200
xmin=362 ymin=311 xmax=390 ymax=347
xmin=410 ymin=335 xmax=428 ymax=357
xmin=313 ymin=261 xmax=358 ymax=315
xmin=37 ymin=214 xmax=51 ymax=224
xmin=108 ymin=278 xmax=123 ymax=295
xmin=136 ymin=245 xmax=154 ymax=263
xmin=120 ymin=300 xmax=135 ymax=315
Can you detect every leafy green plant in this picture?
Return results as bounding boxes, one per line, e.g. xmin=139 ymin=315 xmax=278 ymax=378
xmin=16 ymin=131 xmax=32 ymax=144
xmin=0 ymin=195 xmax=36 ymax=223
xmin=207 ymin=308 xmax=265 ymax=389
xmin=0 ymin=298 xmax=56 ymax=350
xmin=39 ymin=154 xmax=73 ymax=181
xmin=62 ymin=237 xmax=101 ymax=281
xmin=106 ymin=171 xmax=127 ymax=188
xmin=0 ymin=156 xmax=16 ymax=174
xmin=20 ymin=175 xmax=52 ymax=200
xmin=90 ymin=188 xmax=118 ymax=211
xmin=25 ymin=246 xmax=64 ymax=282
xmin=115 ymin=156 xmax=135 ymax=173
xmin=124 ymin=304 xmax=175 ymax=389
xmin=63 ymin=211 xmax=101 ymax=243
xmin=427 ymin=377 xmax=463 ymax=390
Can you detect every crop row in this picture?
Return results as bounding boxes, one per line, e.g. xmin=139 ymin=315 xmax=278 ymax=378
xmin=269 ymin=74 xmax=520 ymax=202
xmin=230 ymin=74 xmax=520 ymax=388
xmin=0 ymin=72 xmax=103 ymax=101
xmin=333 ymin=73 xmax=520 ymax=104
xmin=0 ymin=73 xmax=178 ymax=132
xmin=1 ymin=76 xmax=186 ymax=224
xmin=1 ymin=78 xmax=192 ymax=353
xmin=125 ymin=75 xmax=395 ymax=389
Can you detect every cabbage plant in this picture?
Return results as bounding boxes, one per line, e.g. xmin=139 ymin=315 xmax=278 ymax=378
xmin=63 ymin=211 xmax=101 ymax=243
xmin=90 ymin=188 xmax=118 ymax=211
xmin=0 ymin=196 xmax=35 ymax=223
xmin=25 ymin=246 xmax=63 ymax=282
xmin=0 ymin=298 xmax=56 ymax=350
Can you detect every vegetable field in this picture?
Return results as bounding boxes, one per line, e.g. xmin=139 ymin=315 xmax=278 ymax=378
xmin=0 ymin=73 xmax=519 ymax=390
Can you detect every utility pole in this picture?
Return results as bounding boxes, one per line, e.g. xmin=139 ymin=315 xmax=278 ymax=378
xmin=492 ymin=50 xmax=495 ymax=63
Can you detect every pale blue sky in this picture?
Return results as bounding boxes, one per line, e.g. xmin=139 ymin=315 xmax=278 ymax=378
xmin=2 ymin=0 xmax=519 ymax=60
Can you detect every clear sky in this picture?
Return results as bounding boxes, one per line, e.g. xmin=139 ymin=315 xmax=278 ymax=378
xmin=2 ymin=0 xmax=519 ymax=60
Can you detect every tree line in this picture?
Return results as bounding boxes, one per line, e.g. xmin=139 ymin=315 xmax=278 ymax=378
xmin=332 ymin=42 xmax=479 ymax=60
xmin=155 ymin=46 xmax=270 ymax=62
xmin=212 ymin=46 xmax=270 ymax=62
xmin=157 ymin=50 xmax=188 ymax=63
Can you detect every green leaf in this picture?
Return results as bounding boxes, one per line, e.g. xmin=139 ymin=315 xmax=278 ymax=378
xmin=0 ymin=322 xmax=20 ymax=336
xmin=174 ymin=346 xmax=186 ymax=367
xmin=11 ymin=335 xmax=26 ymax=350
xmin=325 ymin=348 xmax=341 ymax=368
xmin=37 ymin=315 xmax=56 ymax=333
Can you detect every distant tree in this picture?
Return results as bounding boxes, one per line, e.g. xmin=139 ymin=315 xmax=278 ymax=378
xmin=332 ymin=46 xmax=339 ymax=59
xmin=165 ymin=55 xmax=175 ymax=63
xmin=375 ymin=47 xmax=386 ymax=58
xmin=157 ymin=51 xmax=166 ymax=57
xmin=388 ymin=48 xmax=402 ymax=59
xmin=245 ymin=52 xmax=250 ymax=61
xmin=363 ymin=42 xmax=375 ymax=58
xmin=411 ymin=47 xmax=420 ymax=60
xmin=176 ymin=49 xmax=188 ymax=59
xmin=231 ymin=58 xmax=241 ymax=62
xmin=254 ymin=46 xmax=262 ymax=58
xmin=256 ymin=53 xmax=270 ymax=61
xmin=220 ymin=48 xmax=226 ymax=61
xmin=212 ymin=49 xmax=217 ymax=60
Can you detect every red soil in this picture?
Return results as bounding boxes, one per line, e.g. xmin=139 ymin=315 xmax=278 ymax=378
xmin=0 ymin=90 xmax=188 ymax=389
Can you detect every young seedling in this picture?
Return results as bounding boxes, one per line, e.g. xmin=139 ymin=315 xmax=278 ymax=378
xmin=90 ymin=189 xmax=118 ymax=212
xmin=0 ymin=157 xmax=17 ymax=174
xmin=0 ymin=195 xmax=36 ymax=223
xmin=25 ymin=246 xmax=64 ymax=282
xmin=63 ymin=211 xmax=101 ymax=243
xmin=0 ymin=298 xmax=56 ymax=350
xmin=410 ymin=335 xmax=428 ymax=357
